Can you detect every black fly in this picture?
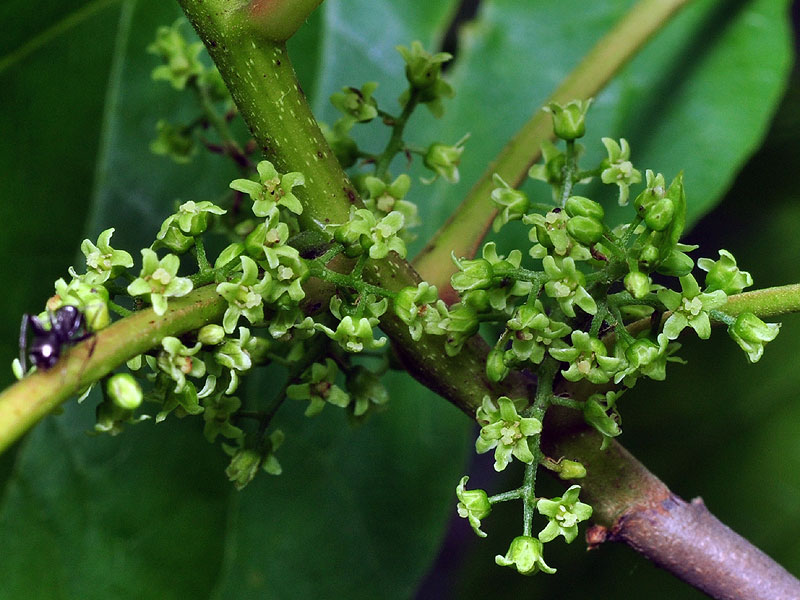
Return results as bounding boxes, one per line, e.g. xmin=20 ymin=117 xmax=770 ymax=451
xmin=19 ymin=306 xmax=92 ymax=373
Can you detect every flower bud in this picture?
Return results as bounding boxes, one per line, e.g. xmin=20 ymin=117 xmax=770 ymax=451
xmin=451 ymin=258 xmax=493 ymax=292
xmin=655 ymin=248 xmax=694 ymax=277
xmin=424 ymin=138 xmax=466 ymax=184
xmin=456 ymin=476 xmax=492 ymax=538
xmin=107 ymin=373 xmax=143 ymax=410
xmin=698 ymin=249 xmax=753 ymax=295
xmin=544 ymin=99 xmax=592 ymax=141
xmin=198 ymin=324 xmax=226 ymax=346
xmin=584 ymin=397 xmax=621 ymax=440
xmin=557 ymin=459 xmax=587 ymax=480
xmin=566 ymin=215 xmax=604 ymax=245
xmin=644 ymin=197 xmax=675 ymax=231
xmin=728 ymin=312 xmax=780 ymax=363
xmin=495 ymin=536 xmax=556 ymax=575
xmin=564 ymin=195 xmax=604 ymax=221
xmin=486 ymin=347 xmax=510 ymax=383
xmin=624 ymin=271 xmax=650 ymax=299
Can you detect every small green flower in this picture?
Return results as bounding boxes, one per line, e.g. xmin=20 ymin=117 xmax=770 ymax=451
xmin=363 ymin=174 xmax=420 ymax=240
xmin=422 ymin=135 xmax=468 ymax=184
xmin=396 ymin=41 xmax=454 ymax=117
xmin=698 ymin=249 xmax=753 ymax=295
xmin=230 ymin=160 xmax=304 ymax=218
xmin=261 ymin=244 xmax=308 ymax=307
xmin=51 ymin=277 xmax=111 ymax=330
xmin=393 ymin=282 xmax=449 ymax=341
xmin=345 ymin=366 xmax=389 ymax=418
xmin=316 ymin=316 xmax=387 ymax=353
xmin=150 ymin=119 xmax=196 ymax=163
xmin=549 ymin=331 xmax=623 ymax=384
xmin=524 ymin=210 xmax=592 ymax=262
xmin=212 ymin=327 xmax=260 ymax=393
xmin=456 ymin=476 xmax=492 ymax=538
xmin=148 ymin=20 xmax=205 ymax=90
xmin=528 ymin=140 xmax=566 ymax=189
xmin=451 ymin=257 xmax=494 ymax=293
xmin=127 ymin=249 xmax=193 ymax=316
xmin=198 ymin=324 xmax=226 ymax=346
xmin=333 ymin=207 xmax=407 ymax=260
xmin=600 ymin=137 xmax=642 ymax=206
xmin=157 ymin=336 xmax=206 ymax=393
xmin=267 ymin=306 xmax=316 ymax=341
xmin=158 ymin=200 xmax=226 ymax=240
xmin=542 ymin=256 xmax=597 ymax=318
xmin=475 ymin=396 xmax=542 ymax=471
xmin=728 ymin=312 xmax=780 ymax=363
xmin=80 ymin=228 xmax=133 ymax=284
xmin=202 ymin=395 xmax=243 ymax=442
xmin=544 ymin=99 xmax=592 ymax=141
xmin=287 ymin=358 xmax=351 ymax=417
xmin=615 ymin=333 xmax=683 ymax=386
xmin=95 ymin=395 xmax=149 ymax=436
xmin=443 ymin=302 xmax=480 ymax=357
xmin=506 ymin=301 xmax=571 ymax=364
xmin=624 ymin=270 xmax=651 ymax=300
xmin=495 ymin=536 xmax=556 ymax=576
xmin=537 ymin=485 xmax=593 ymax=543
xmin=216 ymin=256 xmax=271 ymax=333
xmin=490 ymin=174 xmax=529 ymax=232
xmin=224 ymin=431 xmax=284 ymax=490
xmin=330 ymin=82 xmax=379 ymax=125
xmin=583 ymin=391 xmax=623 ymax=449
xmin=479 ymin=243 xmax=532 ymax=311
xmin=658 ymin=274 xmax=727 ymax=340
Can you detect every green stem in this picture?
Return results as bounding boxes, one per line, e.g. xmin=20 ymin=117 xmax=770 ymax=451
xmin=488 ymin=488 xmax=523 ymax=504
xmin=413 ymin=0 xmax=691 ymax=292
xmin=374 ymin=88 xmax=420 ymax=179
xmin=559 ymin=140 xmax=577 ymax=207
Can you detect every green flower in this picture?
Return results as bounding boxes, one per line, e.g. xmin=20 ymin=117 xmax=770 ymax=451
xmin=150 ymin=119 xmax=195 ymax=164
xmin=728 ymin=312 xmax=780 ymax=363
xmin=524 ymin=210 xmax=591 ymax=262
xmin=423 ymin=135 xmax=468 ymax=184
xmin=600 ymin=137 xmax=642 ymax=206
xmin=451 ymin=257 xmax=493 ymax=293
xmin=456 ymin=476 xmax=492 ymax=538
xmin=542 ymin=256 xmax=597 ymax=317
xmin=443 ymin=302 xmax=480 ymax=357
xmin=157 ymin=336 xmax=206 ymax=394
xmin=316 ymin=316 xmax=387 ymax=353
xmin=363 ymin=174 xmax=420 ymax=240
xmin=95 ymin=394 xmax=149 ymax=436
xmin=230 ymin=160 xmax=304 ymax=218
xmin=147 ymin=20 xmax=205 ymax=90
xmin=583 ymin=391 xmax=623 ymax=449
xmin=615 ymin=333 xmax=683 ymax=386
xmin=287 ymin=358 xmax=351 ymax=417
xmin=528 ymin=140 xmax=566 ymax=189
xmin=216 ymin=256 xmax=271 ymax=333
xmin=479 ymin=243 xmax=532 ymax=311
xmin=658 ymin=274 xmax=727 ymax=340
xmin=393 ymin=282 xmax=449 ymax=341
xmin=212 ymin=326 xmax=260 ymax=393
xmin=506 ymin=301 xmax=571 ymax=364
xmin=80 ymin=228 xmax=133 ymax=284
xmin=345 ymin=366 xmax=389 ymax=418
xmin=267 ymin=306 xmax=316 ymax=342
xmin=544 ymin=99 xmax=592 ymax=141
xmin=537 ymin=485 xmax=593 ymax=543
xmin=51 ymin=277 xmax=111 ymax=330
xmin=261 ymin=244 xmax=308 ymax=307
xmin=495 ymin=536 xmax=556 ymax=576
xmin=490 ymin=174 xmax=529 ymax=232
xmin=396 ymin=41 xmax=454 ymax=117
xmin=202 ymin=395 xmax=243 ymax=442
xmin=333 ymin=207 xmax=407 ymax=259
xmin=224 ymin=431 xmax=284 ymax=490
xmin=549 ymin=331 xmax=623 ymax=384
xmin=127 ymin=249 xmax=193 ymax=316
xmin=475 ymin=396 xmax=542 ymax=472
xmin=698 ymin=249 xmax=753 ymax=295
xmin=158 ymin=200 xmax=226 ymax=239
xmin=330 ymin=82 xmax=379 ymax=125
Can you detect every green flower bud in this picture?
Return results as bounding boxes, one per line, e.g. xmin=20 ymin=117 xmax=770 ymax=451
xmin=495 ymin=536 xmax=556 ymax=576
xmin=584 ymin=391 xmax=622 ymax=448
xmin=644 ymin=197 xmax=675 ymax=231
xmin=728 ymin=312 xmax=780 ymax=363
xmin=564 ymin=196 xmax=604 ymax=221
xmin=639 ymin=243 xmax=659 ymax=267
xmin=557 ymin=459 xmax=587 ymax=480
xmin=423 ymin=135 xmax=468 ymax=184
xmin=655 ymin=248 xmax=694 ymax=277
xmin=107 ymin=373 xmax=143 ymax=410
xmin=544 ymin=99 xmax=592 ymax=141
xmin=451 ymin=257 xmax=493 ymax=292
xmin=330 ymin=82 xmax=378 ymax=124
xmin=490 ymin=174 xmax=529 ymax=232
xmin=198 ymin=324 xmax=226 ymax=346
xmin=566 ymin=215 xmax=604 ymax=245
xmin=396 ymin=41 xmax=452 ymax=91
xmin=624 ymin=271 xmax=651 ymax=299
xmin=633 ymin=170 xmax=667 ymax=214
xmin=486 ymin=347 xmax=510 ymax=383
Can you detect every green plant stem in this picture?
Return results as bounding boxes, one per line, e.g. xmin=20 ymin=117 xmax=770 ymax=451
xmin=374 ymin=89 xmax=420 ymax=179
xmin=0 ymin=285 xmax=227 ymax=453
xmin=488 ymin=489 xmax=523 ymax=504
xmin=412 ymin=0 xmax=692 ymax=297
xmin=720 ymin=284 xmax=800 ymax=318
xmin=559 ymin=140 xmax=577 ymax=207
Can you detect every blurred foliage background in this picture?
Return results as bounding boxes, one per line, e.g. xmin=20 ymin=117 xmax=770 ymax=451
xmin=0 ymin=0 xmax=798 ymax=598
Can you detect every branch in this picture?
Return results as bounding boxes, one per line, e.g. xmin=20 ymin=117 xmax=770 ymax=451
xmin=412 ymin=0 xmax=692 ymax=301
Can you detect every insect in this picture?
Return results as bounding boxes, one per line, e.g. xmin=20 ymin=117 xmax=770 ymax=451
xmin=19 ymin=305 xmax=92 ymax=373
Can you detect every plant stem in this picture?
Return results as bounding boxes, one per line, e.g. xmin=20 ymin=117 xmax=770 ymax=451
xmin=413 ymin=0 xmax=692 ymax=298
xmin=374 ymin=89 xmax=420 ymax=179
